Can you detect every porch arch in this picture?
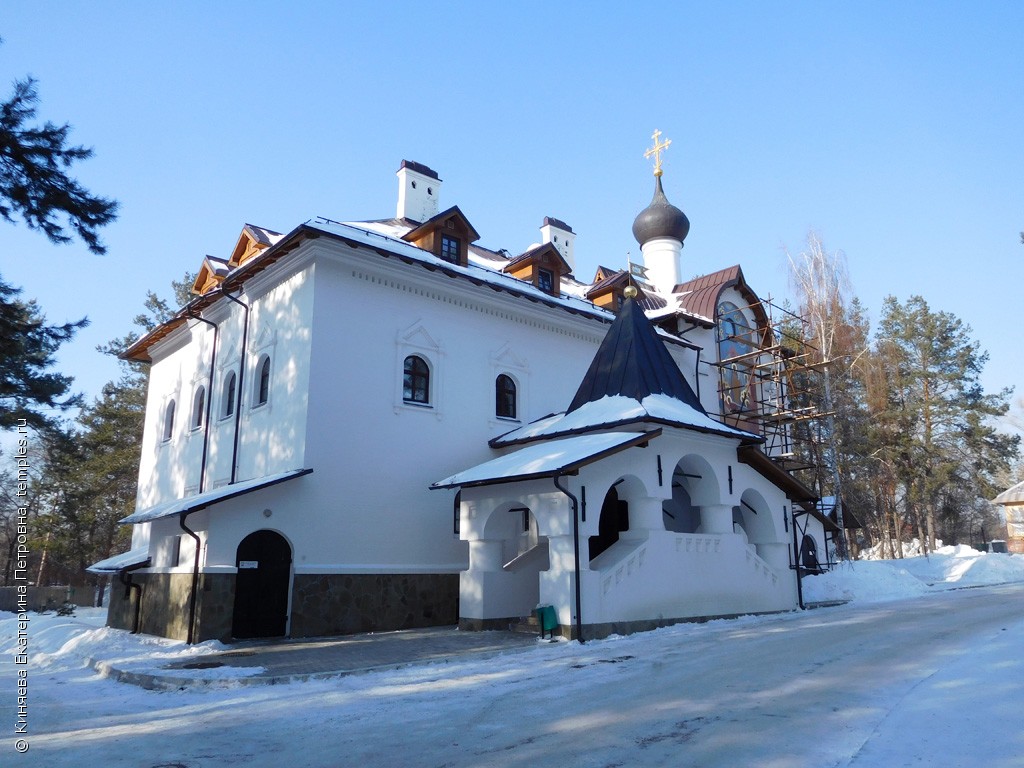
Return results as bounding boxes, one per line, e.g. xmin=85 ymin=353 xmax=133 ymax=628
xmin=589 ymin=474 xmax=647 ymax=561
xmin=737 ymin=488 xmax=782 ymax=544
xmin=670 ymin=454 xmax=722 ymax=507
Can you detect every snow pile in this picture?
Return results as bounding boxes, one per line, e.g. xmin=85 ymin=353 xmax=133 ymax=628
xmin=0 ymin=607 xmax=265 ymax=679
xmin=860 ymin=537 xmax=943 ymax=559
xmin=803 ymin=546 xmax=1024 ymax=603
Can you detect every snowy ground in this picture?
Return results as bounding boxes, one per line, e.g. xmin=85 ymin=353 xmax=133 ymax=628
xmin=3 ymin=547 xmax=1024 ymax=767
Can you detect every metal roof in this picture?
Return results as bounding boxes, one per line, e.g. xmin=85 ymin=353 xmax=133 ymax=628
xmin=432 ymin=431 xmax=659 ymax=490
xmin=121 ymin=468 xmax=313 ymax=524
xmin=567 ymin=297 xmax=705 ymax=414
xmin=86 ymin=546 xmax=151 ymax=574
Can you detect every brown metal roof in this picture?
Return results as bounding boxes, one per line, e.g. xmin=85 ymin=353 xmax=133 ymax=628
xmin=737 ymin=445 xmax=827 ymax=520
xmin=676 ymin=264 xmax=767 ymax=330
xmin=503 ymin=242 xmax=570 ymax=273
xmin=401 ymin=205 xmax=480 ymax=243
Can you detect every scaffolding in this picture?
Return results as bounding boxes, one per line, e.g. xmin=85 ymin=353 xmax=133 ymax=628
xmin=712 ymin=295 xmax=832 ymax=495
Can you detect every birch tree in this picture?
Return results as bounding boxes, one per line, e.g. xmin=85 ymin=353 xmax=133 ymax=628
xmin=787 ymin=232 xmax=860 ymax=558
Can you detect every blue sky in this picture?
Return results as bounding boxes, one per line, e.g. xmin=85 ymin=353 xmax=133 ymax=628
xmin=2 ymin=2 xmax=1022 ymax=430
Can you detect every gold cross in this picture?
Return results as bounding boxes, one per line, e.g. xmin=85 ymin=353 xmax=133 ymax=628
xmin=644 ymin=129 xmax=671 ymax=177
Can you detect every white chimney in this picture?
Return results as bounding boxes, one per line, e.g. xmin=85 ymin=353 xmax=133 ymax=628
xmin=539 ymin=216 xmax=575 ymax=271
xmin=396 ymin=160 xmax=442 ymax=223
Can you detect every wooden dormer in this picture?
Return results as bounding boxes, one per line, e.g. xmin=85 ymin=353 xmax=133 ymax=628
xmin=400 ymin=206 xmax=480 ymax=268
xmin=592 ymin=265 xmax=620 ymax=284
xmin=502 ymin=243 xmax=571 ymax=298
xmin=191 ymin=256 xmax=230 ymax=296
xmin=227 ymin=224 xmax=283 ymax=269
xmin=585 ymin=268 xmax=652 ymax=312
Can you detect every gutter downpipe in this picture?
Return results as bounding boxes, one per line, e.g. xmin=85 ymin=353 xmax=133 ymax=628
xmin=791 ymin=508 xmax=805 ymax=610
xmin=179 ymin=511 xmax=202 ymax=644
xmin=185 ymin=311 xmax=218 ymax=494
xmin=118 ymin=561 xmax=149 ymax=634
xmin=220 ymin=289 xmax=251 ymax=485
xmin=553 ymin=475 xmax=584 ymax=644
xmin=693 ymin=348 xmax=702 ymax=403
xmin=180 ymin=311 xmax=218 ymax=646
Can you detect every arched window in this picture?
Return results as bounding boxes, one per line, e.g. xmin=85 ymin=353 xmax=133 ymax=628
xmin=718 ymin=301 xmax=756 ymax=414
xmin=255 ymin=355 xmax=271 ymax=407
xmin=403 ymin=355 xmax=430 ymax=404
xmin=221 ymin=371 xmax=237 ymax=419
xmin=191 ymin=386 xmax=206 ymax=430
xmin=495 ymin=374 xmax=517 ymax=419
xmin=162 ymin=400 xmax=176 ymax=442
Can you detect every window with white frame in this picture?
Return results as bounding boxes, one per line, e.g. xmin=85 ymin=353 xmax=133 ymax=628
xmin=403 ymin=354 xmax=430 ymax=405
xmin=162 ymin=399 xmax=176 ymax=442
xmin=221 ymin=370 xmax=237 ymax=419
xmin=495 ymin=373 xmax=517 ymax=419
xmin=191 ymin=385 xmax=206 ymax=430
xmin=254 ymin=355 xmax=271 ymax=407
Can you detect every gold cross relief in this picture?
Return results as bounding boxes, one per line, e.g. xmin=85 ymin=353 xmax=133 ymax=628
xmin=644 ymin=129 xmax=671 ymax=177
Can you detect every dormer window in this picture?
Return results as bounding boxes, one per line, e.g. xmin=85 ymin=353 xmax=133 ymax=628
xmin=538 ymin=269 xmax=554 ymax=293
xmin=585 ymin=268 xmax=642 ymax=313
xmin=502 ymin=243 xmax=569 ymax=298
xmin=440 ymin=235 xmax=460 ymax=264
xmin=401 ymin=206 xmax=479 ymax=269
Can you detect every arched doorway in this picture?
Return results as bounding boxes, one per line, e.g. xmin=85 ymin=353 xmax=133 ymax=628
xmin=590 ymin=485 xmax=630 ymax=561
xmin=232 ymin=529 xmax=292 ymax=639
xmin=800 ymin=534 xmax=823 ymax=573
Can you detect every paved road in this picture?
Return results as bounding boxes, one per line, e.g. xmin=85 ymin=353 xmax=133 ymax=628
xmin=9 ymin=583 xmax=1024 ymax=768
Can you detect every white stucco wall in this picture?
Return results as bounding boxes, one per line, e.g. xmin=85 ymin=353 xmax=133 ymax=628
xmin=457 ymin=428 xmax=800 ymax=628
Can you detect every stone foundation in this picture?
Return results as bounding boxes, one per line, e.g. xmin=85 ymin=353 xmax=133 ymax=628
xmin=105 ymin=572 xmax=235 ymax=642
xmin=290 ymin=573 xmax=459 ymax=638
xmin=105 ymin=571 xmax=459 ymax=642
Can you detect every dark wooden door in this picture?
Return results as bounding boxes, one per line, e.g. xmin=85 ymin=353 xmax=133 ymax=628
xmin=232 ymin=530 xmax=291 ymax=639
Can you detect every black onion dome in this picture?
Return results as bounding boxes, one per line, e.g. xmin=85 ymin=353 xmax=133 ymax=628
xmin=631 ymin=175 xmax=690 ymax=245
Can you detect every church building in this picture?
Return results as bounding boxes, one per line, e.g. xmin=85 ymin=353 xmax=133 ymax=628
xmin=90 ymin=136 xmax=837 ymax=642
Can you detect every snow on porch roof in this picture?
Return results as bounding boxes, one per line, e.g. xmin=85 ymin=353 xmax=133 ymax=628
xmin=431 ymin=431 xmax=660 ymax=490
xmin=86 ymin=546 xmax=151 ymax=574
xmin=120 ymin=468 xmax=313 ymax=525
xmin=491 ymin=394 xmax=757 ymax=448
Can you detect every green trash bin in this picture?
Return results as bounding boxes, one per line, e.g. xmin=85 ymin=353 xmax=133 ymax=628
xmin=535 ymin=605 xmax=558 ymax=639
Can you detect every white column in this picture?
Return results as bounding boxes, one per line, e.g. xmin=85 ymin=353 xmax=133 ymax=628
xmin=701 ymin=504 xmax=734 ymax=535
xmin=622 ymin=496 xmax=665 ymax=538
xmin=469 ymin=539 xmax=504 ymax=572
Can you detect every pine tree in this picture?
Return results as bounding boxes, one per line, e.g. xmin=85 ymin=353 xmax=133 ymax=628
xmin=0 ymin=76 xmax=117 ymax=253
xmin=0 ymin=50 xmax=118 ymax=430
xmin=27 ymin=275 xmax=193 ymax=593
xmin=0 ymin=280 xmax=86 ymax=428
xmin=874 ymin=296 xmax=1018 ymax=551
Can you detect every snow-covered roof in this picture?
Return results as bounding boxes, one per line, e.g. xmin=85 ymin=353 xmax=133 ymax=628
xmin=311 ymin=218 xmax=633 ymax=327
xmin=994 ymin=481 xmax=1024 ymax=506
xmin=491 ymin=394 xmax=757 ymax=447
xmin=86 ymin=546 xmax=151 ymax=574
xmin=121 ymin=468 xmax=313 ymax=525
xmin=432 ymin=431 xmax=658 ymax=489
